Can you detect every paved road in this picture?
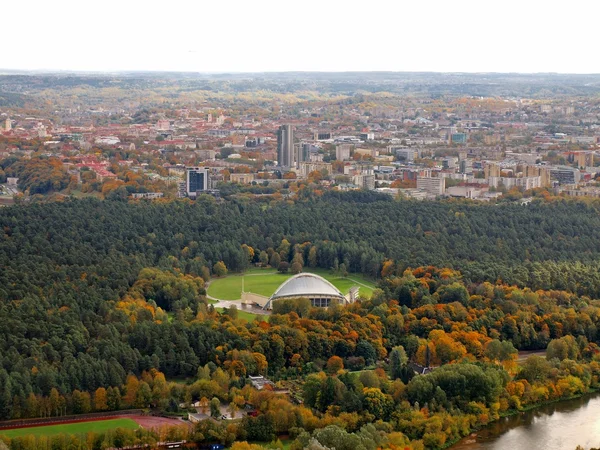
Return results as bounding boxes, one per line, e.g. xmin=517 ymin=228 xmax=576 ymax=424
xmin=207 ymin=297 xmax=271 ymax=316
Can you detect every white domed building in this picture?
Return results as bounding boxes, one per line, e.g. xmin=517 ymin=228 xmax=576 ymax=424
xmin=242 ymin=273 xmax=360 ymax=310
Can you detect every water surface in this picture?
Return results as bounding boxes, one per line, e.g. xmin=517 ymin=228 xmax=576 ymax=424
xmin=451 ymin=393 xmax=600 ymax=450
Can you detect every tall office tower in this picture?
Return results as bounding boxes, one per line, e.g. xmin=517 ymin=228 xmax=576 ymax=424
xmin=186 ymin=167 xmax=210 ymax=197
xmin=277 ymin=124 xmax=294 ymax=168
xmin=4 ymin=118 xmax=11 ymax=132
xmin=297 ymin=143 xmax=310 ymax=165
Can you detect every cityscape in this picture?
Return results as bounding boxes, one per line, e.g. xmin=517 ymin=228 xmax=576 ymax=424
xmin=2 ymin=73 xmax=600 ymax=206
xmin=2 ymin=1 xmax=600 ymax=449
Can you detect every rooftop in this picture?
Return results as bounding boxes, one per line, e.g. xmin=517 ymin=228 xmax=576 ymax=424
xmin=270 ymin=273 xmax=344 ymax=300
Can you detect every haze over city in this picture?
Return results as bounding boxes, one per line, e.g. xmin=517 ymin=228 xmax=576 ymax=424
xmin=4 ymin=0 xmax=600 ymax=74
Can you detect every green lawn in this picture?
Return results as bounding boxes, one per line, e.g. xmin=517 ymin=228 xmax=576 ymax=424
xmin=208 ymin=268 xmax=375 ymax=301
xmin=0 ymin=418 xmax=139 ymax=439
xmin=215 ymin=307 xmax=263 ymax=322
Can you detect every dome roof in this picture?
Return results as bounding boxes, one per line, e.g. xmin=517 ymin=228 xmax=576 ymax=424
xmin=270 ymin=273 xmax=344 ymax=300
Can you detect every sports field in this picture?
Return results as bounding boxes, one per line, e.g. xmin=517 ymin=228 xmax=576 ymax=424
xmin=207 ymin=268 xmax=375 ymax=301
xmin=0 ymin=418 xmax=139 ymax=439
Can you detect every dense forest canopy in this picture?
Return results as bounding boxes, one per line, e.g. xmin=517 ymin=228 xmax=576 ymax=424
xmin=2 ymin=193 xmax=600 ymax=448
xmin=3 ymin=192 xmax=600 ymax=302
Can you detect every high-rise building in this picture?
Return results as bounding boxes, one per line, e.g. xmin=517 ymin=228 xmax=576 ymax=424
xmin=4 ymin=118 xmax=11 ymax=132
xmin=417 ymin=176 xmax=445 ymax=196
xmin=277 ymin=125 xmax=294 ymax=168
xmin=459 ymin=159 xmax=473 ymax=174
xmin=186 ymin=167 xmax=210 ymax=197
xmin=571 ymin=152 xmax=594 ymax=169
xmin=525 ymin=165 xmax=552 ymax=187
xmin=484 ymin=163 xmax=501 ymax=178
xmin=353 ymin=174 xmax=376 ymax=190
xmin=336 ymin=144 xmax=352 ymax=161
xmin=296 ymin=143 xmax=310 ymax=165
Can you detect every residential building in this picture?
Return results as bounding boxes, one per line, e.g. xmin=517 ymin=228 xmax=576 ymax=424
xmin=525 ymin=165 xmax=552 ymax=187
xmin=484 ymin=163 xmax=501 ymax=178
xmin=353 ymin=174 xmax=375 ymax=190
xmin=488 ymin=176 xmax=541 ymax=190
xmin=299 ymin=162 xmax=333 ymax=178
xmin=570 ymin=152 xmax=594 ymax=169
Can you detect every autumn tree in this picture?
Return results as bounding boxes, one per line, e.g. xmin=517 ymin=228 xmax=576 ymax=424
xmin=124 ymin=375 xmax=139 ymax=407
xmin=94 ymin=388 xmax=108 ymax=411
xmin=326 ymin=356 xmax=344 ymax=375
xmin=213 ymin=261 xmax=228 ymax=277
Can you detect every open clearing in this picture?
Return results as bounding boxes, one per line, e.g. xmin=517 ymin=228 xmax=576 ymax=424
xmin=208 ymin=268 xmax=376 ymax=301
xmin=0 ymin=418 xmax=139 ymax=438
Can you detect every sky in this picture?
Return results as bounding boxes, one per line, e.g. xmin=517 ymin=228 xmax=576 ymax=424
xmin=3 ymin=0 xmax=599 ymax=74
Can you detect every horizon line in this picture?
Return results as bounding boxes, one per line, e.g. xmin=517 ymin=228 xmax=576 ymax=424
xmin=1 ymin=68 xmax=600 ymax=76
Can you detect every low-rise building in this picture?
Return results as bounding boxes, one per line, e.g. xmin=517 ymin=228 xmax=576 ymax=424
xmin=131 ymin=192 xmax=164 ymax=199
xmin=299 ymin=162 xmax=333 ymax=178
xmin=230 ymin=173 xmax=255 ymax=184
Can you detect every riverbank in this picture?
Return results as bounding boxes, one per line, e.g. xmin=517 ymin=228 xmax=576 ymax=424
xmin=448 ymin=390 xmax=600 ymax=450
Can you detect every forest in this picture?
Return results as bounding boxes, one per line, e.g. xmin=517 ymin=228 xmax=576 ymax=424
xmin=2 ymin=193 xmax=600 ymax=448
xmin=1 ymin=266 xmax=600 ymax=449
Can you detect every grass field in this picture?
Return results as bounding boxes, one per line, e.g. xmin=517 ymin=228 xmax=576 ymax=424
xmin=208 ymin=268 xmax=375 ymax=301
xmin=0 ymin=418 xmax=139 ymax=438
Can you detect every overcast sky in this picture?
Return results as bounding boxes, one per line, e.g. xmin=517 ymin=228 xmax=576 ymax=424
xmin=3 ymin=0 xmax=599 ymax=74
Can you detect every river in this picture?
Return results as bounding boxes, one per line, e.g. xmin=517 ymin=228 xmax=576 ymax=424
xmin=451 ymin=392 xmax=600 ymax=450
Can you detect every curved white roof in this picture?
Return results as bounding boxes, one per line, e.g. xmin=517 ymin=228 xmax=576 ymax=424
xmin=271 ymin=273 xmax=345 ymax=300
